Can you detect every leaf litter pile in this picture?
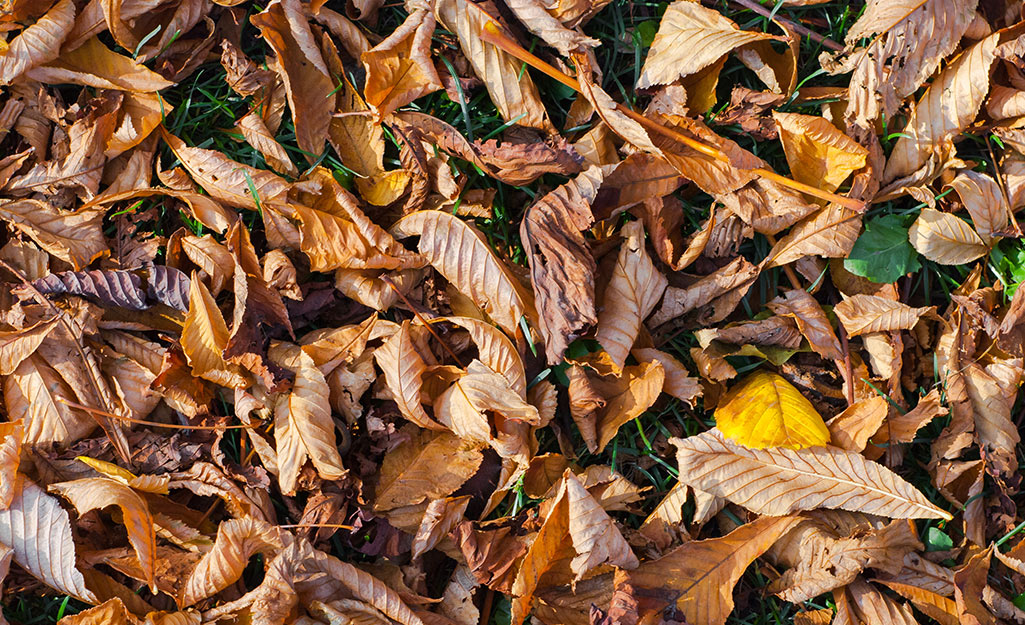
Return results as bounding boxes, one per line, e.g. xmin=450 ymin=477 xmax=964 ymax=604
xmin=9 ymin=0 xmax=1025 ymax=623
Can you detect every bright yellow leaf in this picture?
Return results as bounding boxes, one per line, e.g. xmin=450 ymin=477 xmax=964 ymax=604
xmin=715 ymin=371 xmax=829 ymax=449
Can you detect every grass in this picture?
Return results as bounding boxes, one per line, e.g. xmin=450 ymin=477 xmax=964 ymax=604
xmin=9 ymin=0 xmax=1025 ymax=623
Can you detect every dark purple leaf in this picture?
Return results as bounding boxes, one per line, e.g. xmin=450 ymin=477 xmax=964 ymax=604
xmin=145 ymin=265 xmax=190 ymax=312
xmin=31 ymin=270 xmax=148 ymax=310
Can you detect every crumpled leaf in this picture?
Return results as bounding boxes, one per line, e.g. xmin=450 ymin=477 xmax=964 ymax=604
xmin=715 ymin=371 xmax=830 ymax=450
xmin=181 ymin=274 xmax=248 ymax=389
xmin=521 ymin=168 xmax=600 ymax=364
xmin=179 ymin=516 xmax=284 ymax=607
xmin=49 ymin=477 xmax=157 ymax=592
xmin=361 ymin=6 xmax=442 ymax=120
xmin=0 ymin=200 xmax=107 ymax=270
xmin=673 ymin=429 xmax=952 ymax=519
xmin=503 ymin=0 xmax=598 ymax=57
xmin=391 ymin=210 xmax=532 ymax=336
xmin=374 ymin=426 xmax=484 ymax=511
xmin=587 ymin=220 xmax=667 ymax=374
xmin=269 ymin=343 xmax=347 ymax=495
xmin=0 ymin=0 xmax=75 ymax=86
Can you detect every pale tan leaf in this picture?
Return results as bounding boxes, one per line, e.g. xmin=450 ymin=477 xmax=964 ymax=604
xmin=27 ymin=36 xmax=174 ymax=91
xmin=0 ymin=200 xmax=107 ymax=270
xmin=638 ymin=0 xmax=776 ymax=88
xmin=269 ymin=344 xmax=347 ymax=495
xmin=772 ymin=112 xmax=868 ymax=193
xmin=770 ymin=519 xmax=920 ymax=602
xmin=0 ymin=0 xmax=75 ymax=85
xmin=589 ymin=220 xmax=667 ymax=374
xmin=824 ymin=0 xmax=977 ymax=126
xmin=374 ymin=321 xmax=441 ymax=430
xmin=391 ymin=210 xmax=531 ymax=335
xmin=878 ymin=580 xmax=959 ymax=625
xmin=236 ymin=111 xmax=298 ymax=177
xmin=4 ymin=353 xmax=96 ymax=446
xmin=293 ymin=203 xmax=423 ymax=272
xmin=251 ymin=0 xmax=334 ymax=161
xmin=947 ymin=170 xmax=1008 ymax=244
xmin=503 ymin=0 xmax=598 ymax=57
xmin=436 ymin=360 xmax=540 ymax=449
xmin=964 ymin=358 xmax=1021 ymax=480
xmin=411 ymin=496 xmax=471 ymax=559
xmin=434 ymin=0 xmax=551 ymax=130
xmin=49 ymin=478 xmax=156 ymax=591
xmin=637 ymin=481 xmax=689 ymax=550
xmin=179 ymin=234 xmax=233 ymax=296
xmin=886 ymin=389 xmax=947 ymax=444
xmin=306 ymin=545 xmax=427 ymax=625
xmin=766 ymin=203 xmax=861 ymax=268
xmin=673 ymin=429 xmax=951 ymax=519
xmin=768 ymin=288 xmax=842 ymax=360
xmin=328 ymin=76 xmax=383 ymax=179
xmin=181 ymin=275 xmax=248 ymax=388
xmin=908 ymin=208 xmax=988 ymax=265
xmin=162 ymin=131 xmax=290 ymax=211
xmin=834 ymin=294 xmax=934 ymax=337
xmin=375 ymin=425 xmax=483 ymax=511
xmin=0 ymin=423 xmax=21 ymax=510
xmin=179 ymin=517 xmax=284 ymax=607
xmin=107 ymin=92 xmax=171 ymax=157
xmin=0 ymin=479 xmax=96 ymax=602
xmin=440 ymin=317 xmax=526 ymax=396
xmin=561 ymin=470 xmax=638 ymax=577
xmin=621 ymin=515 xmax=802 ymax=625
xmin=834 ymin=579 xmax=919 ymax=625
xmin=0 ymin=317 xmax=59 ymax=376
xmin=882 ymin=32 xmax=998 ymax=187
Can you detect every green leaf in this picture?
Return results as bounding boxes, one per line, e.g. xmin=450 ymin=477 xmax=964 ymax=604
xmin=924 ymin=526 xmax=953 ymax=552
xmin=844 ymin=214 xmax=921 ymax=283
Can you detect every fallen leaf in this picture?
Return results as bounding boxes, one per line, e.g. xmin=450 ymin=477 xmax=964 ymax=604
xmin=715 ymin=371 xmax=830 ymax=449
xmin=908 ymin=208 xmax=988 ymax=265
xmin=834 ymin=294 xmax=933 ymax=337
xmin=673 ymin=429 xmax=952 ymax=519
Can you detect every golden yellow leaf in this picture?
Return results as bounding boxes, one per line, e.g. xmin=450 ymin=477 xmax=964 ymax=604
xmin=773 ymin=111 xmax=868 ymax=193
xmin=715 ymin=371 xmax=830 ymax=450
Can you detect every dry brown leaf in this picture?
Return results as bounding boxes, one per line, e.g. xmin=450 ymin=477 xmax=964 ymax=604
xmin=361 ymin=7 xmax=442 ymax=120
xmin=650 ymin=256 xmax=760 ymax=328
xmin=881 ymin=32 xmax=998 ymax=192
xmin=878 ymin=579 xmax=959 ymax=625
xmin=620 ymin=515 xmax=801 ymax=625
xmin=374 ymin=321 xmax=442 ymax=430
xmin=593 ymin=360 xmax=665 ymax=451
xmin=766 ymin=202 xmax=861 ymax=268
xmin=0 ymin=200 xmax=107 ymax=270
xmin=834 ymin=578 xmax=919 ymax=625
xmin=268 ymin=343 xmax=347 ymax=495
xmin=673 ymin=429 xmax=951 ymax=519
xmin=5 ymin=353 xmax=96 ymax=446
xmin=434 ymin=0 xmax=551 ymax=130
xmin=0 ymin=0 xmax=75 ymax=85
xmin=826 ymin=396 xmax=888 ymax=452
xmin=251 ymin=0 xmax=334 ymax=161
xmin=834 ymin=294 xmax=933 ymax=337
xmin=947 ymin=170 xmax=1009 ymax=244
xmin=181 ymin=274 xmax=248 ymax=389
xmin=0 ymin=317 xmax=59 ymax=376
xmin=638 ymin=0 xmax=776 ymax=88
xmin=50 ymin=477 xmax=157 ymax=591
xmin=767 ymin=288 xmax=842 ymax=360
xmin=0 ymin=478 xmax=96 ymax=602
xmin=631 ymin=347 xmax=701 ymax=406
xmin=521 ymin=168 xmax=600 ymax=364
xmin=908 ymin=208 xmax=988 ymax=265
xmin=27 ymin=36 xmax=174 ymax=91
xmin=770 ymin=519 xmax=920 ymax=602
xmin=375 ymin=425 xmax=484 ymax=511
xmin=823 ymin=0 xmax=977 ymax=126
xmin=588 ymin=220 xmax=667 ymax=374
xmin=179 ymin=517 xmax=284 ymax=607
xmin=773 ymin=111 xmax=868 ymax=193
xmin=391 ymin=210 xmax=532 ymax=336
